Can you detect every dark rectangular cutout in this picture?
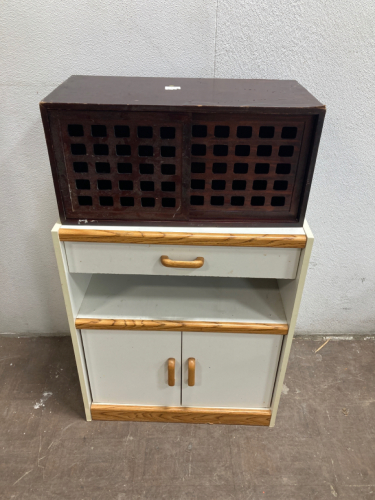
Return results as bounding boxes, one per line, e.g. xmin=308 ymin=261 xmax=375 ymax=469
xmin=273 ymin=180 xmax=288 ymax=191
xmin=237 ymin=126 xmax=252 ymax=138
xmin=231 ymin=196 xmax=245 ymax=206
xmin=253 ymin=180 xmax=267 ymax=190
xmin=160 ymin=127 xmax=175 ymax=139
xmin=162 ymin=198 xmax=176 ymax=207
xmin=140 ymin=181 xmax=154 ymax=191
xmin=235 ymin=145 xmax=250 ymax=157
xmin=97 ymin=179 xmax=112 ymax=190
xmin=95 ymin=162 xmax=110 ymax=173
xmin=279 ymin=146 xmax=294 ymax=157
xmin=271 ymin=196 xmax=285 ymax=207
xmin=116 ymin=144 xmax=131 ymax=156
xmin=234 ymin=163 xmax=248 ymax=174
xmin=91 ymin=125 xmax=107 ymax=137
xmin=192 ymin=125 xmax=207 ymax=137
xmin=141 ymin=197 xmax=155 ymax=207
xmin=114 ymin=125 xmax=130 ymax=138
xmin=99 ymin=196 xmax=113 ymax=206
xmin=211 ymin=180 xmax=226 ymax=190
xmin=75 ymin=179 xmax=90 ymax=190
xmin=120 ymin=197 xmax=134 ymax=206
xmin=276 ymin=163 xmax=291 ymax=174
xmin=161 ymin=164 xmax=176 ymax=175
xmin=119 ymin=180 xmax=133 ymax=191
xmin=232 ymin=180 xmax=246 ymax=190
xmin=68 ymin=124 xmax=84 ymax=137
xmin=259 ymin=126 xmax=274 ymax=138
xmin=138 ymin=126 xmax=153 ymax=138
xmin=191 ymin=162 xmax=205 ymax=173
xmin=190 ymin=195 xmax=204 ymax=206
xmin=139 ymin=163 xmax=154 ymax=175
xmin=161 ymin=182 xmax=175 ymax=192
xmin=161 ymin=146 xmax=175 ymax=158
xmin=257 ymin=145 xmax=272 ymax=157
xmin=191 ymin=179 xmax=205 ymax=190
xmin=192 ymin=144 xmax=206 ymax=156
xmin=214 ymin=126 xmax=230 ymax=138
xmin=281 ymin=127 xmax=297 ymax=139
xmin=78 ymin=196 xmax=92 ymax=206
xmin=138 ymin=145 xmax=153 ymax=157
xmin=213 ymin=145 xmax=228 ymax=156
xmin=251 ymin=196 xmax=265 ymax=206
xmin=211 ymin=196 xmax=224 ymax=206
xmin=255 ymin=163 xmax=269 ymax=174
xmin=212 ymin=163 xmax=227 ymax=174
xmin=94 ymin=144 xmax=109 ymax=156
xmin=118 ymin=163 xmax=132 ymax=174
xmin=73 ymin=162 xmax=88 ymax=173
xmin=71 ymin=144 xmax=86 ymax=155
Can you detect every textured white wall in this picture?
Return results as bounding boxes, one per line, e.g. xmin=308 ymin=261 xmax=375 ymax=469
xmin=1 ymin=0 xmax=374 ymax=335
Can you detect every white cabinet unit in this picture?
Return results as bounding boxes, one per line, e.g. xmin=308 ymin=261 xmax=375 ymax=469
xmin=52 ymin=223 xmax=313 ymax=426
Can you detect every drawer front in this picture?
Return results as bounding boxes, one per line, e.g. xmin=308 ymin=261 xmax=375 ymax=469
xmin=64 ymin=241 xmax=300 ymax=279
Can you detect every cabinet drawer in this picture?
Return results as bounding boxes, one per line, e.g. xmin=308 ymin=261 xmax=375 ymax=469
xmin=64 ymin=241 xmax=301 ymax=279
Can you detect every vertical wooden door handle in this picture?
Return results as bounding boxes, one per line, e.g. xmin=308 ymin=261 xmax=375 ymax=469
xmin=168 ymin=358 xmax=175 ymax=386
xmin=188 ymin=358 xmax=195 ymax=386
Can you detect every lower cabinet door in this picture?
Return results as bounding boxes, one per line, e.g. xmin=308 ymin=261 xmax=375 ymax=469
xmin=181 ymin=332 xmax=283 ymax=409
xmin=81 ymin=329 xmax=181 ymax=406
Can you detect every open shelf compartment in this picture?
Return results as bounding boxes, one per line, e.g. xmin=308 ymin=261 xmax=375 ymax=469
xmin=76 ymin=274 xmax=288 ymax=333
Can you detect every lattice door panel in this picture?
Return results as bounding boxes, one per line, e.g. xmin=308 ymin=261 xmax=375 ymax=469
xmin=55 ymin=111 xmax=188 ymax=221
xmin=187 ymin=115 xmax=310 ymax=221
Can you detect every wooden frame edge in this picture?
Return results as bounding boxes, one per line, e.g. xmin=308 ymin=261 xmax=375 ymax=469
xmin=59 ymin=228 xmax=306 ymax=248
xmin=91 ymin=404 xmax=271 ymax=426
xmin=75 ymin=318 xmax=288 ymax=335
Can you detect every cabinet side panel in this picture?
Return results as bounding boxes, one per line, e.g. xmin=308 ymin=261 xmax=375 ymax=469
xmin=51 ymin=224 xmax=92 ymax=420
xmin=270 ymin=221 xmax=314 ymax=426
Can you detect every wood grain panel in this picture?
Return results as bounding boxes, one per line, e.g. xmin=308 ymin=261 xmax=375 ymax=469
xmin=76 ymin=318 xmax=288 ymax=334
xmin=59 ymin=228 xmax=306 ymax=248
xmin=91 ymin=404 xmax=271 ymax=426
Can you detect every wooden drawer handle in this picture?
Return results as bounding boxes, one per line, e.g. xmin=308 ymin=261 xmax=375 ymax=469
xmin=161 ymin=255 xmax=204 ymax=269
xmin=168 ymin=358 xmax=175 ymax=386
xmin=188 ymin=358 xmax=195 ymax=386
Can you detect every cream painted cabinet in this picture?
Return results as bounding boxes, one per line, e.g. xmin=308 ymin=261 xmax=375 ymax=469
xmin=81 ymin=329 xmax=283 ymax=410
xmin=52 ymin=223 xmax=313 ymax=427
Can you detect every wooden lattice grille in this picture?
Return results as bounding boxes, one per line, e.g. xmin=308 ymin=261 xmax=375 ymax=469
xmin=188 ymin=117 xmax=305 ymax=217
xmin=52 ymin=111 xmax=313 ymax=224
xmin=59 ymin=112 xmax=187 ymax=221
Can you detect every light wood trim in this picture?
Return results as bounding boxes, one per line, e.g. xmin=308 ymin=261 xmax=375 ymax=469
xmin=59 ymin=228 xmax=306 ymax=248
xmin=188 ymin=358 xmax=195 ymax=386
xmin=75 ymin=318 xmax=288 ymax=335
xmin=167 ymin=358 xmax=175 ymax=386
xmin=161 ymin=255 xmax=204 ymax=268
xmin=91 ymin=404 xmax=271 ymax=426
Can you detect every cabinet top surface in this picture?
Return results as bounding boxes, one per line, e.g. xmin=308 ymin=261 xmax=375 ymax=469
xmin=41 ymin=76 xmax=324 ymax=110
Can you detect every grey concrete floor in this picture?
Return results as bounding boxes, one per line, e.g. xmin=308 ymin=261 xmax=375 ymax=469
xmin=0 ymin=336 xmax=374 ymax=500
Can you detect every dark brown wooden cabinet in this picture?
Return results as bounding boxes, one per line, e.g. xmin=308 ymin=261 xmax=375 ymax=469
xmin=40 ymin=76 xmax=325 ymax=226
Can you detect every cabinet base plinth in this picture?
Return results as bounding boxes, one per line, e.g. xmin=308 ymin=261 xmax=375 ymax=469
xmin=91 ymin=404 xmax=271 ymax=426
